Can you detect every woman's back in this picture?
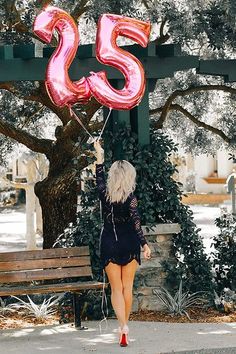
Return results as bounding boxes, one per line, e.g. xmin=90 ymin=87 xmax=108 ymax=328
xmin=96 ymin=163 xmax=147 ymax=247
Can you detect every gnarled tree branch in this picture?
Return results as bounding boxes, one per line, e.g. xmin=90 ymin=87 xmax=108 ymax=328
xmin=0 ymin=118 xmax=53 ymax=155
xmin=141 ymin=0 xmax=152 ymax=9
xmin=170 ymin=103 xmax=231 ymax=144
xmin=0 ymin=82 xmax=18 ymax=95
xmin=149 ymin=84 xmax=236 ymax=143
xmin=155 ymin=18 xmax=170 ymax=45
xmin=35 ymin=0 xmax=54 ymax=8
xmin=71 ymin=0 xmax=91 ymax=21
xmin=150 ymin=84 xmax=236 ymax=128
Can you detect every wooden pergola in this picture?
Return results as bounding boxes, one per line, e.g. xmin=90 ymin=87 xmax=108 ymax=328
xmin=0 ymin=42 xmax=235 ymax=157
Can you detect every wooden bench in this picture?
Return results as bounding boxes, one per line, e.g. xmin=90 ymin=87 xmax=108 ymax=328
xmin=0 ymin=246 xmax=105 ymax=329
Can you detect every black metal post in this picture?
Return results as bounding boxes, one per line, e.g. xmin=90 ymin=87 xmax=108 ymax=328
xmin=73 ymin=293 xmax=88 ymax=330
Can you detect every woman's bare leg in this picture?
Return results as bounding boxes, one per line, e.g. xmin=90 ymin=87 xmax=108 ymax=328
xmin=105 ymin=262 xmax=126 ymax=328
xmin=121 ymin=259 xmax=139 ymax=323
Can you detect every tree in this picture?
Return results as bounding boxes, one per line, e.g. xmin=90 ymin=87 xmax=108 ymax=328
xmin=0 ymin=0 xmax=101 ymax=248
xmin=1 ymin=0 xmax=236 ymax=248
xmin=143 ymin=0 xmax=236 ymax=154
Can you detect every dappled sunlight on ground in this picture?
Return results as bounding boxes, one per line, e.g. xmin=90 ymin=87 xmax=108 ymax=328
xmin=189 ymin=205 xmax=221 ymax=254
xmin=0 ymin=205 xmax=42 ymax=251
xmin=1 ymin=321 xmax=236 ymax=353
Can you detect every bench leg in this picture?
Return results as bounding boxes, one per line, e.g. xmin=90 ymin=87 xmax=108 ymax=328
xmin=73 ymin=293 xmax=88 ymax=330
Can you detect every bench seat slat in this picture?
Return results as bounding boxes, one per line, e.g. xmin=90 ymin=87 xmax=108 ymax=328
xmin=0 ymin=281 xmax=107 ymax=296
xmin=0 ymin=246 xmax=89 ymax=262
xmin=0 ymin=256 xmax=90 ymax=272
xmin=0 ymin=266 xmax=92 ymax=284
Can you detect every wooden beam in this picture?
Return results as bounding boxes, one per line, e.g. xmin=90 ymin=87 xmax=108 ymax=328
xmin=43 ymin=43 xmax=96 ymax=59
xmin=0 ymin=55 xmax=200 ymax=82
xmin=198 ymin=59 xmax=236 ymax=82
xmin=13 ymin=44 xmax=36 ymax=59
xmin=1 ymin=43 xmax=236 ymax=83
xmin=144 ymin=55 xmax=199 ymax=79
xmin=0 ymin=45 xmax=13 ymax=59
xmin=156 ymin=43 xmax=181 ymax=58
xmin=130 ymin=82 xmax=150 ymax=146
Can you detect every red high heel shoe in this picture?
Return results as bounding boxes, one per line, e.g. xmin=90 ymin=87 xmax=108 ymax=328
xmin=119 ymin=325 xmax=129 ymax=347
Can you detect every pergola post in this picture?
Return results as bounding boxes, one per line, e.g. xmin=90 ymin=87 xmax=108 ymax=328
xmin=130 ymin=81 xmax=150 ymax=147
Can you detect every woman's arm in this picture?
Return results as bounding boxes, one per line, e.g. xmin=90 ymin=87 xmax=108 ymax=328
xmin=129 ymin=195 xmax=148 ymax=247
xmin=129 ymin=195 xmax=151 ymax=259
xmin=95 ymin=163 xmax=106 ymax=199
xmin=94 ymin=140 xmax=104 ymax=164
xmin=94 ymin=140 xmax=106 ymax=199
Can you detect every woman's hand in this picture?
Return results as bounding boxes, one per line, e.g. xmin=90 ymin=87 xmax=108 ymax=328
xmin=143 ymin=244 xmax=151 ymax=260
xmin=94 ymin=140 xmax=104 ymax=164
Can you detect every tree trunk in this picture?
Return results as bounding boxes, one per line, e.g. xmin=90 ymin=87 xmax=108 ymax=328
xmin=34 ymin=135 xmax=85 ymax=249
xmin=35 ymin=167 xmax=78 ymax=249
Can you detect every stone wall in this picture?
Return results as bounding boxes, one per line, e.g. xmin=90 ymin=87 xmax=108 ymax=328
xmin=132 ymin=223 xmax=181 ymax=312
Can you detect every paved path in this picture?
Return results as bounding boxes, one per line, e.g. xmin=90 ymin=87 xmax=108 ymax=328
xmin=0 ymin=205 xmax=42 ymax=252
xmin=0 ymin=206 xmax=26 ymax=252
xmin=190 ymin=205 xmax=221 ymax=253
xmin=0 ymin=320 xmax=236 ymax=354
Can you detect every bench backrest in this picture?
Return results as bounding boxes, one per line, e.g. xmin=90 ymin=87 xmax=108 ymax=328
xmin=0 ymin=246 xmax=92 ymax=284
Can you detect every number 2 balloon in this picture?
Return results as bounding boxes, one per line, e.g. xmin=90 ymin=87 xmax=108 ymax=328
xmin=33 ymin=7 xmax=151 ymax=111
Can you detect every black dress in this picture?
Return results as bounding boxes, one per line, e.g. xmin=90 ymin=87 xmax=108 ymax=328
xmin=96 ymin=163 xmax=148 ymax=269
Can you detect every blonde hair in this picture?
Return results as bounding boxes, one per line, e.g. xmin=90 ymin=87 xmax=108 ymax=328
xmin=106 ymin=160 xmax=136 ymax=203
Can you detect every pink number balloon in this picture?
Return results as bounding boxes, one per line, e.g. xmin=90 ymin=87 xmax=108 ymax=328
xmin=87 ymin=14 xmax=151 ymax=110
xmin=33 ymin=6 xmax=91 ymax=107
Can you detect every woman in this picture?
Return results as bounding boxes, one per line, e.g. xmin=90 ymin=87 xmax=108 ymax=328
xmin=94 ymin=140 xmax=151 ymax=347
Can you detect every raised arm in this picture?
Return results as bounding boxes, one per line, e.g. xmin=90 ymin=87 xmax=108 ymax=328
xmin=95 ymin=163 xmax=106 ymax=199
xmin=129 ymin=195 xmax=148 ymax=247
xmin=94 ymin=140 xmax=106 ymax=199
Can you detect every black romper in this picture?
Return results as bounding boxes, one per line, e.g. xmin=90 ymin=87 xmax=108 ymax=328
xmin=96 ymin=163 xmax=148 ymax=269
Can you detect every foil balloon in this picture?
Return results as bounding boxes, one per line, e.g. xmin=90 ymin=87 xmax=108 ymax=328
xmin=87 ymin=14 xmax=151 ymax=110
xmin=33 ymin=6 xmax=91 ymax=107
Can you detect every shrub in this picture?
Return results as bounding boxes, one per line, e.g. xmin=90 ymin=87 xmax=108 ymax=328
xmin=11 ymin=295 xmax=62 ymax=320
xmin=213 ymin=288 xmax=236 ymax=313
xmin=212 ymin=213 xmax=236 ymax=292
xmin=0 ymin=297 xmax=16 ymax=317
xmin=153 ymin=280 xmax=207 ymax=319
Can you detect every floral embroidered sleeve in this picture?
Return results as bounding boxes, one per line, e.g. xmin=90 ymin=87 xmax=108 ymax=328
xmin=95 ymin=163 xmax=106 ymax=200
xmin=129 ymin=195 xmax=148 ymax=247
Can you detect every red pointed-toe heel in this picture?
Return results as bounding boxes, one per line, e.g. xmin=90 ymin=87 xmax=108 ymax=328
xmin=119 ymin=325 xmax=129 ymax=347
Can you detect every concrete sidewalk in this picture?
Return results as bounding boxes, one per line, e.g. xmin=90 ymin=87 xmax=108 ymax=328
xmin=1 ymin=319 xmax=236 ymax=354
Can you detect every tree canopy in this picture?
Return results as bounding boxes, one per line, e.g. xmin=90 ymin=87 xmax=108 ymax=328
xmin=1 ymin=0 xmax=236 ymax=246
xmin=1 ymin=0 xmax=236 ymax=160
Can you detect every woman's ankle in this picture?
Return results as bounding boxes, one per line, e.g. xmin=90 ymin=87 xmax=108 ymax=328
xmin=122 ymin=324 xmax=129 ymax=333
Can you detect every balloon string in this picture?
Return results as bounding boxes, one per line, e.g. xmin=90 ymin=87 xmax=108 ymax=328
xmin=69 ymin=106 xmax=94 ymax=139
xmin=98 ymin=268 xmax=109 ymax=334
xmin=97 ymin=108 xmax=112 ymax=141
xmin=69 ymin=106 xmax=112 ymax=143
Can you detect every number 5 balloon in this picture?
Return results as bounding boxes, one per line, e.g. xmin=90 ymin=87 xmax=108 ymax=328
xmin=87 ymin=14 xmax=151 ymax=110
xmin=33 ymin=6 xmax=91 ymax=107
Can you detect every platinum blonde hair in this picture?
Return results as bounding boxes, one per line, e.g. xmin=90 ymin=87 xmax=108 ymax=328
xmin=106 ymin=160 xmax=136 ymax=203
